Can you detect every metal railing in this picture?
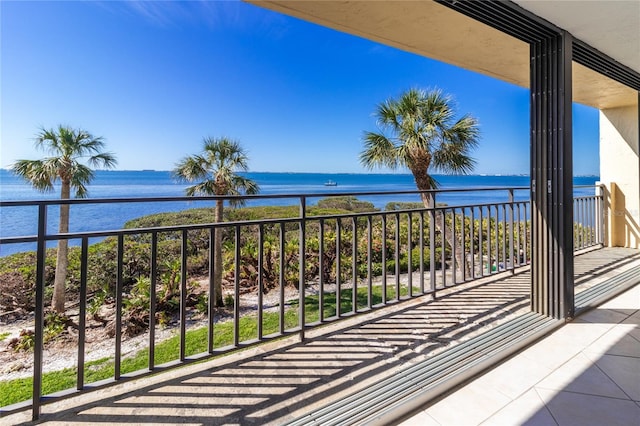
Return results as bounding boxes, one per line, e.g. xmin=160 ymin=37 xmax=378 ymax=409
xmin=0 ymin=185 xmax=604 ymax=419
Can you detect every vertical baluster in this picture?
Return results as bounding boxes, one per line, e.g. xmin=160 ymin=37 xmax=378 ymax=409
xmin=180 ymin=230 xmax=187 ymax=361
xmin=592 ymin=189 xmax=596 ymax=245
xmin=208 ymin=228 xmax=215 ymax=353
xmin=574 ymin=198 xmax=579 ymax=250
xmin=394 ymin=212 xmax=400 ymax=298
xmin=351 ymin=216 xmax=357 ymax=314
xmin=150 ymin=231 xmax=158 ymax=364
xmin=407 ymin=211 xmax=413 ymax=297
xmin=381 ymin=214 xmax=387 ymax=304
xmin=258 ymin=224 xmax=264 ymax=338
xmin=515 ymin=203 xmax=522 ymax=266
xmin=279 ymin=222 xmax=285 ymax=333
xmin=367 ymin=215 xmax=373 ymax=307
xmin=77 ymin=236 xmax=88 ymax=389
xmin=480 ymin=206 xmax=491 ymax=275
xmin=429 ymin=205 xmax=436 ymax=295
xmin=470 ymin=206 xmax=476 ymax=278
xmin=115 ymin=234 xmax=124 ymax=377
xmin=493 ymin=204 xmax=500 ymax=272
xmin=299 ymin=197 xmax=306 ymax=340
xmin=336 ymin=218 xmax=342 ymax=318
xmin=451 ymin=209 xmax=456 ymax=285
xmin=234 ymin=225 xmax=241 ymax=345
xmin=461 ymin=207 xmax=466 ymax=282
xmin=584 ymin=197 xmax=589 ymax=247
xmin=508 ymin=190 xmax=515 ymax=271
xmin=419 ymin=211 xmax=425 ymax=293
xmin=318 ymin=219 xmax=325 ymax=322
xmin=524 ymin=202 xmax=529 ymax=262
xmin=32 ymin=203 xmax=47 ymax=421
xmin=502 ymin=204 xmax=507 ymax=271
xmin=441 ymin=209 xmax=446 ymax=288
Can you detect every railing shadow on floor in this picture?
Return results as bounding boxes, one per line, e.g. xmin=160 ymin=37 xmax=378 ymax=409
xmin=4 ymin=248 xmax=640 ymax=424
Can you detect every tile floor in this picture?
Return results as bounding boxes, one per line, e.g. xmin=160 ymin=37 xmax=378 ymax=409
xmin=399 ymin=284 xmax=640 ymax=426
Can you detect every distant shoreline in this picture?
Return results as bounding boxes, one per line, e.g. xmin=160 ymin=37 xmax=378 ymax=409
xmin=0 ymin=168 xmax=600 ymax=178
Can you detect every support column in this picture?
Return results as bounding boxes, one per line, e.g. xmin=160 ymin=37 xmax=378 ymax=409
xmin=530 ymin=32 xmax=574 ymax=319
xmin=600 ymin=98 xmax=640 ymax=248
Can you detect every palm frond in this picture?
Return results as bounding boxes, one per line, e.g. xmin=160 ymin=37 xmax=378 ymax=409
xmin=173 ymin=155 xmax=208 ymax=182
xmin=87 ymin=151 xmax=117 ymax=169
xmin=360 ymin=132 xmax=399 ymax=169
xmin=11 ymin=159 xmax=55 ymax=192
xmin=68 ymin=164 xmax=94 ymax=198
xmin=174 ymin=137 xmax=259 ymax=202
xmin=21 ymin=125 xmax=117 ymax=198
xmin=362 ymin=87 xmax=480 ymax=180
xmin=432 ymin=141 xmax=477 ymax=174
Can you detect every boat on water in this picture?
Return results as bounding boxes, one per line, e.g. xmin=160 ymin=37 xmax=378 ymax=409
xmin=324 ymin=180 xmax=338 ymax=186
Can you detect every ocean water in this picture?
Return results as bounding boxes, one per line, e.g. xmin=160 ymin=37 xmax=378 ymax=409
xmin=0 ymin=169 xmax=599 ymax=256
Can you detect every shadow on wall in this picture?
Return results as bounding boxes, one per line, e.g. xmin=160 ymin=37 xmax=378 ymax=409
xmin=604 ymin=183 xmax=640 ymax=248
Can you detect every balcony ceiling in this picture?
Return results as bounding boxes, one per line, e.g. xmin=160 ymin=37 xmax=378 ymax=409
xmin=247 ymin=1 xmax=639 ymax=109
xmin=514 ymin=0 xmax=639 ymax=75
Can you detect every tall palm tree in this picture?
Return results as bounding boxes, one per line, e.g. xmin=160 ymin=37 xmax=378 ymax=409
xmin=12 ymin=125 xmax=117 ymax=313
xmin=360 ymin=88 xmax=480 ymax=272
xmin=173 ymin=137 xmax=259 ymax=306
xmin=361 ymin=88 xmax=480 ymax=206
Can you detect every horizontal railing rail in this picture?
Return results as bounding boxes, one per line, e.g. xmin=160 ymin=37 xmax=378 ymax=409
xmin=0 ymin=185 xmax=603 ymax=420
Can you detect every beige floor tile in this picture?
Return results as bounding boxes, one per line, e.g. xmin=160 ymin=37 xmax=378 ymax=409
xmin=518 ymin=341 xmax=584 ymax=372
xmin=623 ymin=316 xmax=640 ymax=341
xmin=599 ymin=287 xmax=640 ymax=311
xmin=398 ymin=410 xmax=442 ymax=426
xmin=535 ymin=352 xmax=628 ymax=399
xmin=424 ymin=380 xmax=511 ymax=426
xmin=582 ymin=324 xmax=640 ymax=358
xmin=536 ymin=388 xmax=640 ymax=426
xmin=578 ymin=307 xmax=632 ymax=326
xmin=473 ymin=353 xmax=553 ymax=400
xmin=481 ymin=388 xmax=557 ymax=426
xmin=585 ymin=353 xmax=640 ymax=401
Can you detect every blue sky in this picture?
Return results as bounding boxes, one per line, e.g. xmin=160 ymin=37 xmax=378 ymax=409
xmin=1 ymin=0 xmax=599 ymax=175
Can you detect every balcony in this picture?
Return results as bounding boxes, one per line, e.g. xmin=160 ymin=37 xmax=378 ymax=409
xmin=2 ymin=185 xmax=639 ymax=424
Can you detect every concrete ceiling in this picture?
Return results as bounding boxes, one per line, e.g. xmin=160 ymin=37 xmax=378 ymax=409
xmin=514 ymin=0 xmax=640 ymax=75
xmin=247 ymin=0 xmax=639 ymax=109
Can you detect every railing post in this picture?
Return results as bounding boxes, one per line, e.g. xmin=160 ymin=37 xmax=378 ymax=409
xmin=509 ymin=189 xmax=515 ymax=273
xmin=429 ymin=197 xmax=436 ymax=297
xmin=299 ymin=196 xmax=306 ymax=341
xmin=32 ymin=203 xmax=47 ymax=421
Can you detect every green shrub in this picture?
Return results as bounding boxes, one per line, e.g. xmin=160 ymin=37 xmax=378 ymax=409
xmin=316 ymin=196 xmax=377 ymax=213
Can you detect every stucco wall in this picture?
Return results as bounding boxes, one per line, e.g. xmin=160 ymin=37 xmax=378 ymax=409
xmin=599 ymin=103 xmax=640 ymax=248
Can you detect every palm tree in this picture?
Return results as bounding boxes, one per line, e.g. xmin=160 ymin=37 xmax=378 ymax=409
xmin=173 ymin=137 xmax=259 ymax=306
xmin=12 ymin=125 xmax=117 ymax=313
xmin=360 ymin=88 xmax=480 ymax=272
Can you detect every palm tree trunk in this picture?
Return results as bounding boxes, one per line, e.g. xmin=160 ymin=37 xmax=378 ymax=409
xmin=52 ymin=181 xmax=70 ymax=313
xmin=415 ymin=173 xmax=469 ymax=279
xmin=213 ymin=199 xmax=224 ymax=307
